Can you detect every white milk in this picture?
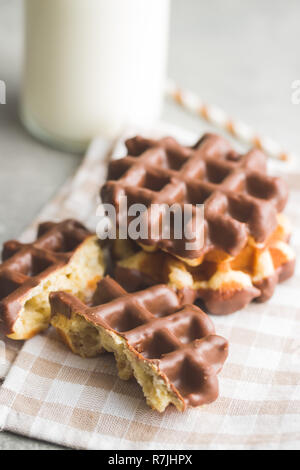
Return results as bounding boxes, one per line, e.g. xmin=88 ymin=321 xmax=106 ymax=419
xmin=21 ymin=0 xmax=170 ymax=151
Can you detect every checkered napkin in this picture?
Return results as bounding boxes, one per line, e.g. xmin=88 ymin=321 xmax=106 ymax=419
xmin=0 ymin=124 xmax=299 ymax=450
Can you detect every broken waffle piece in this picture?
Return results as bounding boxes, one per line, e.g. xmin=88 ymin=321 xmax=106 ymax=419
xmin=101 ymin=133 xmax=289 ymax=264
xmin=0 ymin=220 xmax=105 ymax=340
xmin=50 ymin=276 xmax=228 ymax=412
xmin=114 ymin=213 xmax=295 ymax=315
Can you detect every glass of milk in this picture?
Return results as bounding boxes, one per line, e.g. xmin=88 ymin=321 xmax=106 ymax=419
xmin=21 ymin=0 xmax=170 ymax=152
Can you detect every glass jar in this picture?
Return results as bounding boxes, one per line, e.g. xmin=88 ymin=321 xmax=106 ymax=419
xmin=21 ymin=0 xmax=170 ymax=152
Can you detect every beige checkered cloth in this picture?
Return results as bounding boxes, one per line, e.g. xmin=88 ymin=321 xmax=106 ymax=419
xmin=0 ymin=124 xmax=299 ymax=450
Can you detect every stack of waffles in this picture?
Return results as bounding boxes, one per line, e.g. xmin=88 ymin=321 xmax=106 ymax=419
xmin=103 ymin=134 xmax=296 ymax=315
xmin=0 ymin=133 xmax=295 ymax=412
xmin=0 ymin=218 xmax=228 ymax=412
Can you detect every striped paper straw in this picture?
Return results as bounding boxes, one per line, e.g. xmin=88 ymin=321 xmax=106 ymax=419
xmin=166 ymin=79 xmax=293 ymax=162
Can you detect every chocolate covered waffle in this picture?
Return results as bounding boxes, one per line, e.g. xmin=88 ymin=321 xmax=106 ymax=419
xmin=103 ymin=133 xmax=295 ymax=314
xmin=115 ymin=214 xmax=295 ymax=314
xmin=102 ymin=133 xmax=289 ymax=263
xmin=0 ymin=220 xmax=105 ymax=339
xmin=50 ymin=276 xmax=228 ymax=412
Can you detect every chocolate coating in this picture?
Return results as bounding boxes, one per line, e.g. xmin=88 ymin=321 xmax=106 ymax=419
xmin=101 ymin=133 xmax=289 ymax=261
xmin=254 ymin=258 xmax=296 ymax=303
xmin=0 ymin=220 xmax=92 ymax=335
xmin=50 ymin=276 xmax=228 ymax=410
xmin=115 ymin=258 xmax=295 ymax=316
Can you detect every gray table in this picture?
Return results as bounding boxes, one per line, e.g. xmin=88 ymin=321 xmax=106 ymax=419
xmin=0 ymin=0 xmax=299 ymax=450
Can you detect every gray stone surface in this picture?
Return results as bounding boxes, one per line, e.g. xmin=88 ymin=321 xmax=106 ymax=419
xmin=0 ymin=0 xmax=299 ymax=450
